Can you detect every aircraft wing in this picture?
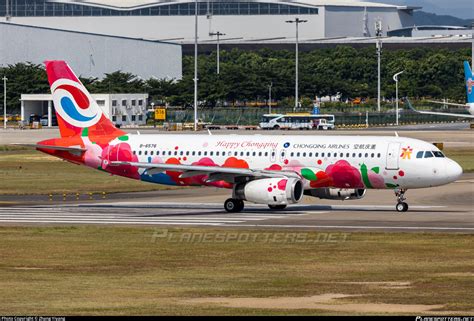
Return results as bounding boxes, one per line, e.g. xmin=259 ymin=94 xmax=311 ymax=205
xmin=110 ymin=161 xmax=301 ymax=182
xmin=10 ymin=143 xmax=87 ymax=152
xmin=404 ymin=98 xmax=474 ymax=119
xmin=426 ymin=100 xmax=468 ymax=108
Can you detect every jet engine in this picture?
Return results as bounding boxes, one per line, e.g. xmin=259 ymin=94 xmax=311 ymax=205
xmin=234 ymin=177 xmax=304 ymax=205
xmin=305 ymin=188 xmax=366 ymax=200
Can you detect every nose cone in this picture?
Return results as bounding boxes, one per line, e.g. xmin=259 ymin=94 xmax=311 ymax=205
xmin=446 ymin=159 xmax=463 ymax=182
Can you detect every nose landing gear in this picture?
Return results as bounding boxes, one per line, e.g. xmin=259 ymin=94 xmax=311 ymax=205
xmin=395 ymin=189 xmax=409 ymax=212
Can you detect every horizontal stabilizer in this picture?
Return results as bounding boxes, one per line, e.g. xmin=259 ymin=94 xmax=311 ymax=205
xmin=10 ymin=143 xmax=87 ymax=152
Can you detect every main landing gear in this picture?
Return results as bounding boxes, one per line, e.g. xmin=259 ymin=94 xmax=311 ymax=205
xmin=395 ymin=189 xmax=409 ymax=212
xmin=224 ymin=198 xmax=244 ymax=213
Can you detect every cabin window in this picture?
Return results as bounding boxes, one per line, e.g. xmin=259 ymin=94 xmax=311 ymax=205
xmin=302 ymin=152 xmax=306 ymax=157
xmin=150 ymin=151 xmax=154 ymax=156
xmin=210 ymin=151 xmax=214 ymax=156
xmin=204 ymin=151 xmax=207 ymax=156
xmin=377 ymin=153 xmax=381 ymax=158
xmin=371 ymin=153 xmax=374 ymax=158
xmin=290 ymin=152 xmax=294 ymax=157
xmin=365 ymin=153 xmax=368 ymax=158
xmin=192 ymin=151 xmax=196 ymax=156
xmin=358 ymin=153 xmax=362 ymax=158
xmin=296 ymin=152 xmax=300 ymax=157
xmin=321 ymin=153 xmax=325 ymax=157
xmin=315 ymin=152 xmax=319 ymax=157
xmin=133 ymin=151 xmax=136 ymax=155
xmin=198 ymin=151 xmax=201 ymax=156
xmin=247 ymin=152 xmax=250 ymax=156
xmin=240 ymin=151 xmax=244 ymax=156
xmin=144 ymin=151 xmax=148 ymax=156
xmin=346 ymin=153 xmax=350 ymax=157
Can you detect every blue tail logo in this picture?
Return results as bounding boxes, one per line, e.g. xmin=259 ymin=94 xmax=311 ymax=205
xmin=464 ymin=61 xmax=473 ymax=103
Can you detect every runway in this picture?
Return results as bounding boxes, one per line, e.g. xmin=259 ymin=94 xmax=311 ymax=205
xmin=1 ymin=171 xmax=472 ymax=232
xmin=0 ymin=199 xmax=472 ymax=232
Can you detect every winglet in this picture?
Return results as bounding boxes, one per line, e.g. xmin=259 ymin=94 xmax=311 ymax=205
xmin=403 ymin=97 xmax=417 ymax=112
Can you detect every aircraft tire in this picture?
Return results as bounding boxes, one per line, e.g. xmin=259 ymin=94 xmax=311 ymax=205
xmin=396 ymin=202 xmax=409 ymax=212
xmin=224 ymin=198 xmax=244 ymax=213
xmin=268 ymin=204 xmax=287 ymax=210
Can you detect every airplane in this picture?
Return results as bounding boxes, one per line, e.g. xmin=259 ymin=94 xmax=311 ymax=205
xmin=406 ymin=61 xmax=474 ymax=119
xmin=14 ymin=61 xmax=463 ymax=213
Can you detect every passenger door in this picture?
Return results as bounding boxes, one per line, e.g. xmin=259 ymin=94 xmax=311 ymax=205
xmin=386 ymin=142 xmax=400 ymax=170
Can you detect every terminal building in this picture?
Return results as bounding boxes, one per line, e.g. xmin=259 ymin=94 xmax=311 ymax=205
xmin=0 ymin=21 xmax=183 ymax=80
xmin=1 ymin=0 xmax=419 ymax=41
xmin=21 ymin=93 xmax=149 ymax=127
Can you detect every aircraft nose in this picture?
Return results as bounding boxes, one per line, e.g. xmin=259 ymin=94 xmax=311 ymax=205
xmin=446 ymin=159 xmax=463 ymax=182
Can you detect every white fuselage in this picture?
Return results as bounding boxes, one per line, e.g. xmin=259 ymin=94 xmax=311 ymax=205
xmin=101 ymin=134 xmax=462 ymax=190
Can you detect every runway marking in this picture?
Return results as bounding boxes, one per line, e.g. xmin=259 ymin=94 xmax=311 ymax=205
xmin=231 ymin=224 xmax=474 ymax=231
xmin=0 ymin=219 xmax=226 ymax=226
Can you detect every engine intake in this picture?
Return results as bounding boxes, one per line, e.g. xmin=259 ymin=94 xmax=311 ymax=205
xmin=234 ymin=177 xmax=304 ymax=205
xmin=305 ymin=188 xmax=366 ymax=200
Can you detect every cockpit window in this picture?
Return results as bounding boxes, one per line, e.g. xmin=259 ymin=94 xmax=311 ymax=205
xmin=416 ymin=151 xmax=424 ymax=159
xmin=424 ymin=151 xmax=434 ymax=158
xmin=432 ymin=151 xmax=445 ymax=158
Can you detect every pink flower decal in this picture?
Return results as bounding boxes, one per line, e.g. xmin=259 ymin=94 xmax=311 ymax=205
xmin=325 ymin=160 xmax=364 ymax=188
xmin=101 ymin=143 xmax=140 ymax=179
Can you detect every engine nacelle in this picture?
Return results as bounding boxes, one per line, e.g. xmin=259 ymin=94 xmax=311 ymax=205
xmin=234 ymin=178 xmax=304 ymax=205
xmin=305 ymin=188 xmax=366 ymax=200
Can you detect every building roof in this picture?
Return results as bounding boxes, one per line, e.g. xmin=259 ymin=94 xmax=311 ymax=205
xmin=50 ymin=0 xmax=412 ymax=10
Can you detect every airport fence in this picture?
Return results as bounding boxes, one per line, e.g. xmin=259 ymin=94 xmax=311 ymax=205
xmin=159 ymin=106 xmax=469 ymax=127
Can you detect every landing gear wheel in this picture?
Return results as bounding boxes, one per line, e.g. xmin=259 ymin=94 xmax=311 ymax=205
xmin=268 ymin=204 xmax=287 ymax=210
xmin=224 ymin=198 xmax=244 ymax=213
xmin=396 ymin=202 xmax=409 ymax=212
xmin=394 ymin=189 xmax=409 ymax=212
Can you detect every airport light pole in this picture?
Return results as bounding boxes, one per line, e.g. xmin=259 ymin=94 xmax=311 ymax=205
xmin=193 ymin=0 xmax=199 ymax=131
xmin=209 ymin=31 xmax=225 ymax=74
xmin=268 ymin=82 xmax=273 ymax=114
xmin=2 ymin=76 xmax=6 ymax=130
xmin=286 ymin=18 xmax=307 ymax=111
xmin=393 ymin=70 xmax=404 ymax=126
xmin=375 ymin=19 xmax=383 ymax=112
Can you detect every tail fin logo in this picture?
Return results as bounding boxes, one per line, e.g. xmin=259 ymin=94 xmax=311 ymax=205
xmin=467 ymin=78 xmax=473 ymax=94
xmin=51 ymin=79 xmax=102 ymax=128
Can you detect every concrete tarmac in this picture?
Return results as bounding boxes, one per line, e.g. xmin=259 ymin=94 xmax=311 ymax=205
xmin=0 ymin=174 xmax=472 ymax=233
xmin=1 ymin=123 xmax=472 ymax=148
